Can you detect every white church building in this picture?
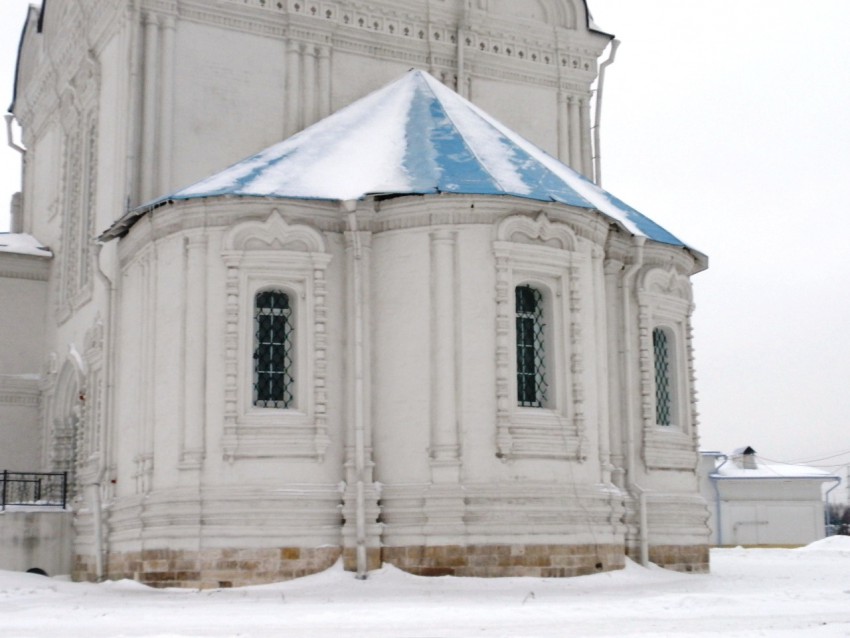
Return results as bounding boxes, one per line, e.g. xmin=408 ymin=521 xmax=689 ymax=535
xmin=2 ymin=0 xmax=710 ymax=587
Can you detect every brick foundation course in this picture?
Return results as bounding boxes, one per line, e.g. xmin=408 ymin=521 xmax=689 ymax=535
xmin=75 ymin=543 xmax=708 ymax=587
xmin=74 ymin=547 xmax=341 ymax=588
xmin=627 ymin=544 xmax=710 ymax=573
xmin=380 ymin=544 xmax=626 ymax=578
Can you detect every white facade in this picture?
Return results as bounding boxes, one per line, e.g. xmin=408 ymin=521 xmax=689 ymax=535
xmin=0 ymin=236 xmax=50 ymax=471
xmin=4 ymin=0 xmax=711 ymax=587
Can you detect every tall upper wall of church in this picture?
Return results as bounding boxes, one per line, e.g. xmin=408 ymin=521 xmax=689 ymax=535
xmin=13 ymin=1 xmax=611 ymax=220
xmin=169 ymin=22 xmax=286 ymax=195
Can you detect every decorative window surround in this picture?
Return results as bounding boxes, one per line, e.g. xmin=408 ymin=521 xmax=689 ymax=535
xmin=221 ymin=211 xmax=331 ymax=461
xmin=494 ymin=213 xmax=586 ymax=461
xmin=78 ymin=317 xmax=105 ymax=486
xmin=638 ymin=266 xmax=697 ymax=471
xmin=57 ymin=55 xmax=99 ymax=322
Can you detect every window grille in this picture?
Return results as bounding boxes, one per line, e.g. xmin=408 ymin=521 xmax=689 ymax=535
xmin=516 ymin=285 xmax=548 ymax=407
xmin=253 ymin=290 xmax=294 ymax=408
xmin=653 ymin=328 xmax=672 ymax=426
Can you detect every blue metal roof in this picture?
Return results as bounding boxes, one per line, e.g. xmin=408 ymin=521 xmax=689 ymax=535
xmin=103 ymin=70 xmax=692 ymax=249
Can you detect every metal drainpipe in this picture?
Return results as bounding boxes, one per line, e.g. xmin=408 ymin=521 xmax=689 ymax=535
xmin=5 ymin=113 xmax=25 ymax=154
xmin=710 ymin=454 xmax=729 ymax=547
xmin=824 ymin=477 xmax=842 ymax=536
xmin=5 ymin=114 xmax=25 ymax=233
xmin=345 ymin=202 xmax=368 ymax=580
xmin=592 ymin=39 xmax=620 ymax=187
xmin=91 ymin=243 xmax=118 ymax=581
xmin=634 ymin=484 xmax=649 ymax=567
xmin=621 ymin=235 xmax=646 ymax=564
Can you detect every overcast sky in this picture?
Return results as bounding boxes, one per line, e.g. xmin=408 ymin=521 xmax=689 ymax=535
xmin=1 ymin=1 xmax=849 ymax=490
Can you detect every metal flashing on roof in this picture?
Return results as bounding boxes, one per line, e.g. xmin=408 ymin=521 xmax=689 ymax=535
xmin=101 ymin=70 xmax=695 ymax=256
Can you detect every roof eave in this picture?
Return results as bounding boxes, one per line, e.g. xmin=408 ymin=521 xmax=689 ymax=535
xmin=8 ymin=5 xmax=41 ymax=114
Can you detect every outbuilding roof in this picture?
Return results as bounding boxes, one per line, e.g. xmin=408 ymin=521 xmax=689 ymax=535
xmin=102 ymin=70 xmax=694 ymax=252
xmin=0 ymin=233 xmax=52 ymax=258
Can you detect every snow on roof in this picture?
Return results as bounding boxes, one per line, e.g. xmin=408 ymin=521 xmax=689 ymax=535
xmin=0 ymin=233 xmax=51 ymax=257
xmin=713 ymin=455 xmax=836 ymax=480
xmin=102 ymin=70 xmax=691 ymax=250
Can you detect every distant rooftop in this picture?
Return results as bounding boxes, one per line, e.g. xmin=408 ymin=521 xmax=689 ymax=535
xmin=0 ymin=233 xmax=51 ymax=258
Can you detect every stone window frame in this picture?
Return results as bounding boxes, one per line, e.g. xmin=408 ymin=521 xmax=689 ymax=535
xmin=638 ymin=267 xmax=697 ymax=470
xmin=494 ymin=213 xmax=586 ymax=461
xmin=57 ymin=57 xmax=99 ymax=322
xmin=221 ymin=211 xmax=331 ymax=461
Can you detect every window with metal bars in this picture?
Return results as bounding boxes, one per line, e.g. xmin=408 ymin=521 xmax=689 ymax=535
xmin=653 ymin=327 xmax=672 ymax=426
xmin=515 ymin=285 xmax=548 ymax=407
xmin=253 ymin=290 xmax=294 ymax=408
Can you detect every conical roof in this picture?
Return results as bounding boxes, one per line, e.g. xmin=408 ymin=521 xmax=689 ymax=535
xmin=103 ymin=70 xmax=690 ymax=248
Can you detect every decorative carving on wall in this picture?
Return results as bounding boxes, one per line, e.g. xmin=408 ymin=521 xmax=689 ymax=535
xmin=493 ymin=212 xmax=586 ymax=461
xmin=637 ymin=266 xmax=697 ymax=471
xmin=221 ymin=210 xmax=331 ymax=460
xmin=49 ymin=348 xmax=87 ymax=497
xmin=57 ymin=54 xmax=100 ymax=322
xmin=80 ymin=316 xmax=105 ymax=481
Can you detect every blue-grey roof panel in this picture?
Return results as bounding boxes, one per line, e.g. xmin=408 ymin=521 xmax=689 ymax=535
xmin=103 ymin=70 xmax=691 ymax=249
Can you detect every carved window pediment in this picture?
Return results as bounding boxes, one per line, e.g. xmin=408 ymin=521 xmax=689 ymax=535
xmin=221 ymin=211 xmax=331 ymax=461
xmin=493 ymin=213 xmax=587 ymax=461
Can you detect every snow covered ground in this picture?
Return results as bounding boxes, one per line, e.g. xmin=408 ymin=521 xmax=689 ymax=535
xmin=2 ymin=539 xmax=850 ymax=637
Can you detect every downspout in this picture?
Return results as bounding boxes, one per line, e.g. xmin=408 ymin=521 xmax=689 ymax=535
xmin=621 ymin=235 xmax=646 ymax=564
xmin=5 ymin=113 xmax=25 ymax=233
xmin=92 ymin=243 xmax=118 ymax=582
xmin=824 ymin=477 xmax=842 ymax=536
xmin=345 ymin=201 xmax=368 ymax=580
xmin=637 ymin=486 xmax=648 ymax=567
xmin=592 ymin=39 xmax=619 ymax=187
xmin=710 ymin=454 xmax=729 ymax=546
xmin=5 ymin=113 xmax=25 ymax=154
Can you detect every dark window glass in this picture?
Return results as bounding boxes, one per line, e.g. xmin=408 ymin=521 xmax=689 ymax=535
xmin=516 ymin=285 xmax=548 ymax=407
xmin=653 ymin=328 xmax=671 ymax=425
xmin=253 ymin=290 xmax=294 ymax=408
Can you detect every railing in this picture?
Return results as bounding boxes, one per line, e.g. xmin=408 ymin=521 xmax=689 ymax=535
xmin=1 ymin=471 xmax=68 ymax=510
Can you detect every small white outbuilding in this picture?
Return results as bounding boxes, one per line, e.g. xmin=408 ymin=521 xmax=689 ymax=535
xmin=699 ymin=448 xmax=841 ymax=547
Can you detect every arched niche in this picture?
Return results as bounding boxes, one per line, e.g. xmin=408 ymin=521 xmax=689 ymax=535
xmin=51 ymin=351 xmax=86 ymax=492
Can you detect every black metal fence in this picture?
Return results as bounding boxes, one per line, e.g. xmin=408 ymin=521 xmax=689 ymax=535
xmin=1 ymin=470 xmax=68 ymax=510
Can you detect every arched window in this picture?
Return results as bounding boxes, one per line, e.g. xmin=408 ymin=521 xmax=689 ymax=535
xmin=253 ymin=290 xmax=294 ymax=408
xmin=516 ymin=284 xmax=548 ymax=407
xmin=653 ymin=327 xmax=673 ymax=426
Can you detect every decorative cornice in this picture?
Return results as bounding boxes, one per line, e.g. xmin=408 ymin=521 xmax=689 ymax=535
xmin=0 ymin=375 xmax=42 ymax=406
xmin=0 ymin=252 xmax=51 ymax=281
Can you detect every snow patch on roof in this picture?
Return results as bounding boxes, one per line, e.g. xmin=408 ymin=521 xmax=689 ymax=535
xmin=110 ymin=71 xmax=691 ymax=249
xmin=715 ymin=456 xmax=835 ymax=479
xmin=0 ymin=233 xmax=51 ymax=257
